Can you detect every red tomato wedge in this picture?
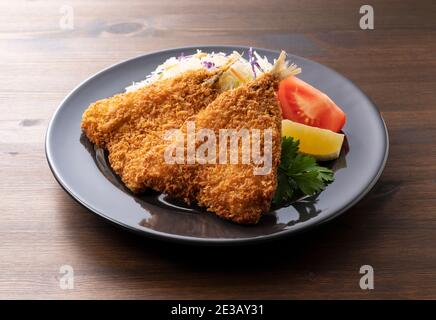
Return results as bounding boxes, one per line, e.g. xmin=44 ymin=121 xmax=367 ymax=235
xmin=278 ymin=76 xmax=346 ymax=132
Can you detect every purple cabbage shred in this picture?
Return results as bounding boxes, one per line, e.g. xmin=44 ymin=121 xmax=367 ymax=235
xmin=202 ymin=61 xmax=215 ymax=69
xmin=247 ymin=47 xmax=263 ymax=78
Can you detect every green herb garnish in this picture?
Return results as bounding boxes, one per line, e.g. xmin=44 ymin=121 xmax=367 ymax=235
xmin=273 ymin=137 xmax=334 ymax=205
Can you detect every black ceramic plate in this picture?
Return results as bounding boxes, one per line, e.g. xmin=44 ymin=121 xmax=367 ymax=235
xmin=46 ymin=45 xmax=388 ymax=245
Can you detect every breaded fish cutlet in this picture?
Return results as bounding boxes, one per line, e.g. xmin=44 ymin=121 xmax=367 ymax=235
xmin=81 ymin=68 xmax=226 ymax=191
xmin=133 ymin=52 xmax=299 ymax=223
xmin=194 ymin=73 xmax=282 ymax=223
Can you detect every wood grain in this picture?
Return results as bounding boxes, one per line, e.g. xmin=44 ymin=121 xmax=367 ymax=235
xmin=0 ymin=0 xmax=435 ymax=299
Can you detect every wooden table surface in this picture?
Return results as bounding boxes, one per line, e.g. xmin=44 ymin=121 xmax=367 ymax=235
xmin=1 ymin=0 xmax=435 ymax=299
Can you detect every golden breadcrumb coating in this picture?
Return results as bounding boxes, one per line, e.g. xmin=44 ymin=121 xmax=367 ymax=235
xmin=195 ymin=73 xmax=282 ymax=223
xmin=81 ymin=69 xmax=222 ymax=191
xmin=134 ymin=73 xmax=282 ymax=224
xmin=81 ymin=69 xmax=220 ymax=147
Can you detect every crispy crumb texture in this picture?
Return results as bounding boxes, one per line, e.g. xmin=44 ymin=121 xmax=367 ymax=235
xmin=81 ymin=69 xmax=282 ymax=224
xmin=81 ymin=69 xmax=220 ymax=191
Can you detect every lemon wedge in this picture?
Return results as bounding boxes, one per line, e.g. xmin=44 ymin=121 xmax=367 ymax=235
xmin=282 ymin=119 xmax=344 ymax=161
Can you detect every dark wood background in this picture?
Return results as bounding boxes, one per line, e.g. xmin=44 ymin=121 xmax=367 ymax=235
xmin=1 ymin=0 xmax=435 ymax=299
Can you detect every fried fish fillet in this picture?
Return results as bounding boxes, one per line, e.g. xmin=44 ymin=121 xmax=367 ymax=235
xmin=194 ymin=73 xmax=283 ymax=223
xmin=81 ymin=67 xmax=229 ymax=192
xmin=134 ymin=51 xmax=300 ymax=223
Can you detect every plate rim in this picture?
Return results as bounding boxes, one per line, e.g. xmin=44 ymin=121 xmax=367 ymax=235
xmin=45 ymin=45 xmax=389 ymax=245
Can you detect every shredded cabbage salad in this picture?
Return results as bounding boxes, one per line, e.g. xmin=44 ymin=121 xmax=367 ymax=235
xmin=125 ymin=49 xmax=275 ymax=92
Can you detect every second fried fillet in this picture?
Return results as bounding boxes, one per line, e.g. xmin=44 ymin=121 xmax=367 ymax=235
xmin=135 ymin=52 xmax=299 ymax=223
xmin=133 ymin=73 xmax=282 ymax=223
xmin=194 ymin=72 xmax=283 ymax=224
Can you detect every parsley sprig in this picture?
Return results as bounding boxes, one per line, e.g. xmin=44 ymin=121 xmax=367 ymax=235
xmin=273 ymin=137 xmax=334 ymax=205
